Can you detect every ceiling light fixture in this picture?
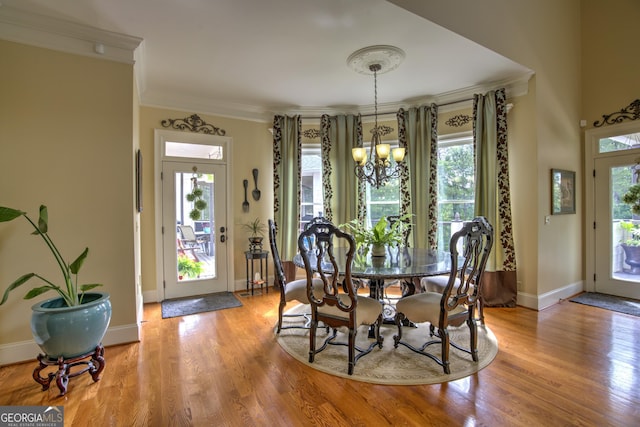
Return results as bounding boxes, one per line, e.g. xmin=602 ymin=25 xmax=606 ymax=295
xmin=347 ymin=46 xmax=406 ymax=188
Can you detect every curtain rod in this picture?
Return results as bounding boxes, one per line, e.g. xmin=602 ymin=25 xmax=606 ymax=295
xmin=298 ymin=97 xmax=474 ymax=120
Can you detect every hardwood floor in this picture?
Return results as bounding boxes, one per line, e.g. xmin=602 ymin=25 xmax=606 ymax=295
xmin=0 ymin=289 xmax=638 ymax=426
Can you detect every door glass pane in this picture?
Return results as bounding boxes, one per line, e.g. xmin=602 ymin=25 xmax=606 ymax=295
xmin=175 ymin=171 xmax=216 ymax=281
xmin=611 ymin=164 xmax=640 ymax=281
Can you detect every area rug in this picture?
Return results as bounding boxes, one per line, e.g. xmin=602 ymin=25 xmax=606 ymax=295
xmin=570 ymin=292 xmax=640 ymax=317
xmin=161 ymin=292 xmax=242 ymax=318
xmin=275 ymin=304 xmax=498 ymax=385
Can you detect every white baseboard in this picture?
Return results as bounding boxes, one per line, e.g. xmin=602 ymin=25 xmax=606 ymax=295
xmin=0 ymin=323 xmax=140 ymax=366
xmin=517 ymin=281 xmax=584 ymax=310
xmin=142 ymin=289 xmax=159 ymax=303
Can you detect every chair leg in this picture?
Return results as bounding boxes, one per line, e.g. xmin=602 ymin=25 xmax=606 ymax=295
xmin=468 ymin=317 xmax=479 ymax=362
xmin=348 ymin=328 xmax=356 ymax=375
xmin=309 ymin=318 xmax=317 ymax=363
xmin=276 ymin=300 xmax=286 ymax=334
xmin=439 ymin=328 xmax=451 ymax=374
xmin=478 ymin=298 xmax=485 ymax=325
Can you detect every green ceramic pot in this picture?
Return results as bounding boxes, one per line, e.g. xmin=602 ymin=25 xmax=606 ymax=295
xmin=30 ymin=292 xmax=111 ymax=359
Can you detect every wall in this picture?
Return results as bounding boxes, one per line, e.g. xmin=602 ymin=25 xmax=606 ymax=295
xmin=581 ymin=0 xmax=640 ymax=124
xmin=138 ymin=107 xmax=273 ymax=298
xmin=0 ymin=40 xmax=138 ymax=363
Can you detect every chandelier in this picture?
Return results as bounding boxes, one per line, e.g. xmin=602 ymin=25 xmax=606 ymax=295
xmin=348 ymin=46 xmax=406 ymax=189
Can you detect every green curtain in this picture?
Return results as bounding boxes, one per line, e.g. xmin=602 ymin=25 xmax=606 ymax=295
xmin=320 ymin=114 xmax=364 ymax=226
xmin=272 ymin=115 xmax=301 ymax=260
xmin=473 ymin=88 xmax=517 ymax=307
xmin=397 ymin=105 xmax=438 ymax=250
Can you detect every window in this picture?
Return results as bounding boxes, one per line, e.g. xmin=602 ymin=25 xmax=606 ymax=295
xmin=299 ymin=143 xmax=402 ymax=229
xmin=300 ymin=133 xmax=476 ymax=251
xmin=300 ymin=145 xmax=323 ymax=231
xmin=437 ymin=133 xmax=475 ymax=251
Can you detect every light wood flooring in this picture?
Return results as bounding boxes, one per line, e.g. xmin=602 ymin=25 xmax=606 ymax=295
xmin=0 ymin=288 xmax=638 ymax=426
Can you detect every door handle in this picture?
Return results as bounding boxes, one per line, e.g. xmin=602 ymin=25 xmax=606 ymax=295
xmin=220 ymin=235 xmax=226 ymax=243
xmin=219 ymin=226 xmax=226 ymax=243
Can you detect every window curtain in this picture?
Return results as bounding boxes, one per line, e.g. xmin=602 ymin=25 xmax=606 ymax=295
xmin=473 ymin=88 xmax=518 ymax=307
xmin=320 ymin=114 xmax=365 ymax=226
xmin=272 ymin=114 xmax=301 ymax=260
xmin=397 ymin=105 xmax=438 ymax=250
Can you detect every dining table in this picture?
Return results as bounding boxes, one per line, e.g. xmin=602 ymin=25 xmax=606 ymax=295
xmin=293 ymin=246 xmax=452 ymax=334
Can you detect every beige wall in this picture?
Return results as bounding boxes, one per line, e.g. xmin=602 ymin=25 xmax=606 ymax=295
xmin=138 ymin=107 xmax=273 ymax=296
xmin=581 ymin=0 xmax=640 ymax=124
xmin=0 ymin=40 xmax=137 ymax=356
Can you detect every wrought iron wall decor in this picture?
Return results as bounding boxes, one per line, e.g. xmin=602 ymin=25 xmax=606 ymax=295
xmin=161 ymin=113 xmax=226 ymax=135
xmin=302 ymin=129 xmax=320 ymax=139
xmin=594 ymin=99 xmax=640 ymax=127
xmin=373 ymin=124 xmax=394 ymax=136
xmin=445 ymin=114 xmax=471 ymax=128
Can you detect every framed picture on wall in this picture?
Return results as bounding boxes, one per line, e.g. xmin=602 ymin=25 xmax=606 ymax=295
xmin=136 ymin=149 xmax=143 ymax=212
xmin=551 ymin=168 xmax=575 ymax=215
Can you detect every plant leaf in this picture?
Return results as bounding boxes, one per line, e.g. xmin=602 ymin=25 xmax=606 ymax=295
xmin=0 ymin=273 xmax=36 ymax=305
xmin=24 ymin=286 xmax=55 ymax=300
xmin=79 ymin=283 xmax=102 ymax=292
xmin=69 ymin=248 xmax=89 ymax=274
xmin=37 ymin=205 xmax=48 ymax=234
xmin=0 ymin=207 xmax=25 ymax=223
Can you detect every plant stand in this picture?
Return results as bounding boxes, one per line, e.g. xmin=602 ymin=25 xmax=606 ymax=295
xmin=245 ymin=250 xmax=269 ymax=295
xmin=32 ymin=345 xmax=105 ymax=396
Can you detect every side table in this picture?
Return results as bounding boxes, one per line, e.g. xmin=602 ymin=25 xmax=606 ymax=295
xmin=245 ymin=250 xmax=269 ymax=295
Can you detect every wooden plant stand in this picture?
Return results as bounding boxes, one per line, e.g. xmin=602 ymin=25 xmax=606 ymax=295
xmin=32 ymin=345 xmax=105 ymax=396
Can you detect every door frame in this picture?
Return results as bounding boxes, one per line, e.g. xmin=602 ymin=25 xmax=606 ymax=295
xmin=154 ymin=129 xmax=234 ymax=301
xmin=585 ymin=120 xmax=640 ymax=293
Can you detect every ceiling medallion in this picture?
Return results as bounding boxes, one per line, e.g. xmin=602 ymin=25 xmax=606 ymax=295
xmin=347 ymin=45 xmax=406 ymax=75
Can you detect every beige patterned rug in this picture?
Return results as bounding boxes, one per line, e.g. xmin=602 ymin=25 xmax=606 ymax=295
xmin=275 ymin=304 xmax=498 ymax=385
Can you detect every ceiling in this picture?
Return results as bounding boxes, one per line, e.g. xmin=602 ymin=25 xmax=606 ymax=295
xmin=0 ymin=0 xmax=533 ymax=122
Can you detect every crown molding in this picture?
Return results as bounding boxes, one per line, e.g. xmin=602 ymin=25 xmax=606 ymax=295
xmin=275 ymin=71 xmax=534 ymax=121
xmin=0 ymin=5 xmax=142 ymax=64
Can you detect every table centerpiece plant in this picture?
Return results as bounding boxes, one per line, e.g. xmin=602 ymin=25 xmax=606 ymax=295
xmin=340 ymin=214 xmax=411 ymax=257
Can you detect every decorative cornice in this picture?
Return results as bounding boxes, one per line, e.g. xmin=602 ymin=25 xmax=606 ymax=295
xmin=445 ymin=114 xmax=471 ymax=128
xmin=161 ymin=114 xmax=226 ymax=136
xmin=594 ymin=99 xmax=640 ymax=127
xmin=0 ymin=5 xmax=142 ymax=64
xmin=302 ymin=129 xmax=320 ymax=139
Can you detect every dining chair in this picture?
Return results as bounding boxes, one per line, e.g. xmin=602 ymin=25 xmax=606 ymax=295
xmin=297 ymin=218 xmax=383 ymax=375
xmin=393 ymin=216 xmax=493 ymax=374
xmin=268 ymin=219 xmax=325 ymax=333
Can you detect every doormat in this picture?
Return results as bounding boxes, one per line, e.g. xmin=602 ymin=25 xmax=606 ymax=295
xmin=161 ymin=292 xmax=242 ymax=318
xmin=570 ymin=292 xmax=640 ymax=317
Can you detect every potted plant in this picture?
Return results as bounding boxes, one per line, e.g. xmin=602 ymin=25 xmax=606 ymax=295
xmin=177 ymin=254 xmax=204 ymax=279
xmin=341 ymin=214 xmax=410 ymax=257
xmin=0 ymin=205 xmax=111 ymax=360
xmin=242 ymin=217 xmax=267 ymax=249
xmin=622 ymin=184 xmax=640 ymax=215
xmin=619 ymin=220 xmax=640 ymax=274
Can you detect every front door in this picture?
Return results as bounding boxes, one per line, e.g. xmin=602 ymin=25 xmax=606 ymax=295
xmin=162 ymin=161 xmax=228 ymax=299
xmin=592 ymin=132 xmax=640 ymax=299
